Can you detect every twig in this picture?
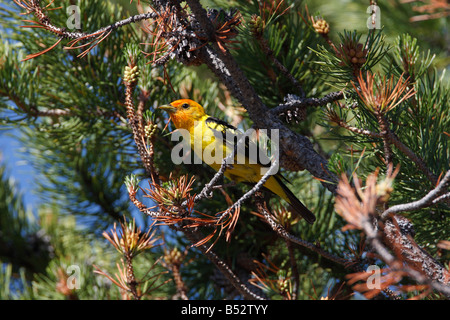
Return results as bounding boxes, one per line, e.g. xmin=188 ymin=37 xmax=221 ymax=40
xmin=127 ymin=189 xmax=163 ymax=218
xmin=229 ymin=157 xmax=279 ymax=211
xmin=212 ymin=152 xmax=281 ymax=235
xmin=170 ymin=264 xmax=189 ymax=300
xmin=190 ymin=143 xmax=237 ymax=204
xmin=381 ymin=170 xmax=450 ymax=218
xmin=255 ymin=195 xmax=349 ymax=267
xmin=332 ymin=118 xmax=383 ymax=138
xmin=286 ymin=239 xmax=300 ymax=300
xmin=386 ymin=130 xmax=439 ymax=185
xmin=254 ymin=34 xmax=305 ymax=97
xmin=432 ymin=192 xmax=450 ymax=204
xmin=183 ymin=227 xmax=266 ymax=300
xmin=2 ymin=91 xmax=124 ymax=120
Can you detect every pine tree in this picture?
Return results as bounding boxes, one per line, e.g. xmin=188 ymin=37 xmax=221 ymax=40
xmin=0 ymin=0 xmax=448 ymax=300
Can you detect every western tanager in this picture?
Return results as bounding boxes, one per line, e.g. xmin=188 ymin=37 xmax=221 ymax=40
xmin=159 ymin=99 xmax=316 ymax=224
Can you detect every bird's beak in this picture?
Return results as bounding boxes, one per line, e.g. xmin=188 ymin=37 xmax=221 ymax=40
xmin=158 ymin=104 xmax=177 ymax=113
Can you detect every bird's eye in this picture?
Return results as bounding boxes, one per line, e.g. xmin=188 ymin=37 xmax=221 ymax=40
xmin=182 ymin=103 xmax=190 ymax=109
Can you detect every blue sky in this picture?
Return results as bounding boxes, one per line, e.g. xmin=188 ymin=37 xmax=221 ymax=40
xmin=0 ymin=128 xmax=41 ymax=213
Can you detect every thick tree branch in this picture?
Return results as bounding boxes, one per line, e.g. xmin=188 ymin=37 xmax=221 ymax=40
xmin=336 ymin=171 xmax=450 ymax=297
xmin=186 ymin=0 xmax=268 ymax=118
xmin=377 ymin=217 xmax=450 ymax=297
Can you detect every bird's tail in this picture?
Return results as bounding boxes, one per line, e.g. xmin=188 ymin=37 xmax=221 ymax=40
xmin=273 ymin=175 xmax=316 ymax=224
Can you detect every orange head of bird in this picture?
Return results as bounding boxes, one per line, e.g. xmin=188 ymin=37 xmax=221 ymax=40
xmin=159 ymin=99 xmax=206 ymax=130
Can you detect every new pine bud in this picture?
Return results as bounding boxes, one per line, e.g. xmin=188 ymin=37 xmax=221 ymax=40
xmin=124 ymin=65 xmax=140 ymax=84
xmin=313 ymin=18 xmax=330 ymax=35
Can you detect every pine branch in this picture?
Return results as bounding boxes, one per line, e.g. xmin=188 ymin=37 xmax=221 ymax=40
xmin=125 ymin=253 xmax=139 ymax=300
xmin=14 ymin=0 xmax=158 ymax=59
xmin=270 ymin=91 xmax=345 ymax=117
xmin=16 ymin=0 xmax=157 ymax=40
xmin=2 ymin=90 xmax=124 ymax=120
xmin=123 ymin=64 xmax=159 ymax=183
xmin=162 ymin=247 xmax=189 ymax=300
xmin=171 ymin=264 xmax=188 ymax=300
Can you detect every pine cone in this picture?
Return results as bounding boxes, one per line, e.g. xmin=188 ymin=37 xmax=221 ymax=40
xmin=337 ymin=42 xmax=368 ymax=67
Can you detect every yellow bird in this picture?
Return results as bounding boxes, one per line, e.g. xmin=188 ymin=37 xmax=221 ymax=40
xmin=159 ymin=99 xmax=316 ymax=224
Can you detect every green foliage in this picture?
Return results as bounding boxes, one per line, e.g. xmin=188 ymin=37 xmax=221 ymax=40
xmin=236 ymin=1 xmax=326 ymax=105
xmin=312 ymin=29 xmax=389 ymax=86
